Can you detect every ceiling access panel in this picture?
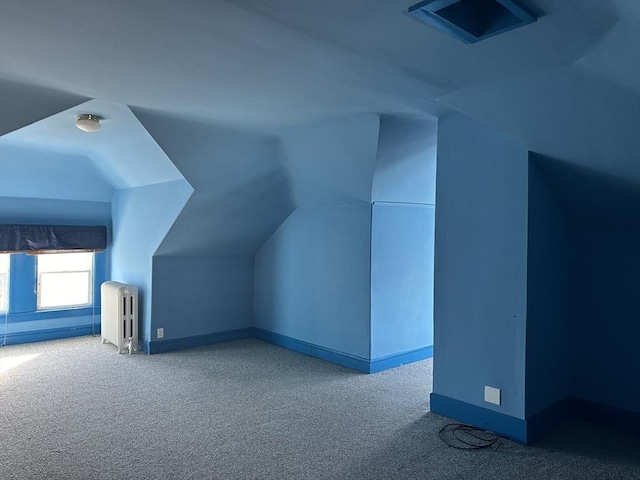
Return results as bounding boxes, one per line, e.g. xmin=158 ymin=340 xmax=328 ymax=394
xmin=408 ymin=0 xmax=537 ymax=44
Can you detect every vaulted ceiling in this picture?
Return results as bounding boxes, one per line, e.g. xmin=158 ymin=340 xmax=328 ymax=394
xmin=0 ymin=0 xmax=638 ymax=200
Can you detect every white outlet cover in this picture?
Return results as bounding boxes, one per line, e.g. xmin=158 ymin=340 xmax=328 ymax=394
xmin=484 ymin=386 xmax=501 ymax=405
xmin=157 ymin=328 xmax=164 ymax=339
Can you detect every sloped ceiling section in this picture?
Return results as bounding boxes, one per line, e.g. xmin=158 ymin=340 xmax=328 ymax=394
xmin=1 ymin=0 xmax=620 ymax=131
xmin=278 ymin=113 xmax=380 ymax=207
xmin=0 ymin=0 xmax=447 ymax=129
xmin=0 ymin=143 xmax=113 ymax=202
xmin=137 ymin=111 xmax=388 ymax=256
xmin=1 ymin=99 xmax=185 ymax=193
xmin=134 ymin=109 xmax=295 ymax=256
xmin=438 ymin=3 xmax=640 ymax=184
xmin=372 ymin=115 xmax=438 ymax=205
xmin=576 ymin=19 xmax=640 ymax=95
xmin=0 ymin=0 xmax=638 ymax=212
xmin=0 ymin=77 xmax=89 ymax=136
xmin=439 ymin=64 xmax=640 ymax=183
xmin=232 ymin=0 xmax=616 ymax=97
xmin=531 ymin=153 xmax=640 ymax=229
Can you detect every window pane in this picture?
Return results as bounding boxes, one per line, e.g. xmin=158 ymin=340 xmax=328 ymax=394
xmin=38 ymin=252 xmax=93 ymax=272
xmin=37 ymin=252 xmax=94 ymax=310
xmin=0 ymin=254 xmax=9 ymax=312
xmin=39 ymin=272 xmax=91 ymax=308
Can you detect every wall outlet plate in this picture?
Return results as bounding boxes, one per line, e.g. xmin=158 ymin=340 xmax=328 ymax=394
xmin=484 ymin=385 xmax=501 ymax=405
xmin=157 ymin=327 xmax=164 ymax=339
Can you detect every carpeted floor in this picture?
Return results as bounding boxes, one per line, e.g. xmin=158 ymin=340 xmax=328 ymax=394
xmin=1 ymin=336 xmax=639 ymax=479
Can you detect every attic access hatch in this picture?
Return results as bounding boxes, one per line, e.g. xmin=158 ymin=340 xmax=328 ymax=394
xmin=408 ymin=0 xmax=536 ymax=44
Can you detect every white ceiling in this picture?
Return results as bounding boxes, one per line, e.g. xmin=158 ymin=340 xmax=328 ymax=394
xmin=0 ymin=0 xmax=638 ymax=184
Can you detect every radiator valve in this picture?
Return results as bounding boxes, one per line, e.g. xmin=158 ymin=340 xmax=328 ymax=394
xmin=127 ymin=337 xmax=136 ymax=355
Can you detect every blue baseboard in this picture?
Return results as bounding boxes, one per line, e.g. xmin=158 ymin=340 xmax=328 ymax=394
xmin=147 ymin=327 xmax=432 ymax=373
xmin=253 ymin=328 xmax=371 ymax=373
xmin=431 ymin=393 xmax=640 ymax=445
xmin=526 ymin=396 xmax=640 ymax=442
xmin=1 ymin=324 xmax=101 ymax=346
xmin=525 ymin=397 xmax=573 ymax=444
xmin=571 ymin=397 xmax=640 ymax=438
xmin=254 ymin=328 xmax=432 ymax=374
xmin=145 ymin=327 xmax=254 ymax=354
xmin=430 ymin=393 xmax=528 ymax=444
xmin=369 ymin=345 xmax=433 ymax=373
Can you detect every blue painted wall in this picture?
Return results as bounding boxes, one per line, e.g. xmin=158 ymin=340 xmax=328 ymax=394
xmin=110 ymin=179 xmax=192 ymax=343
xmin=132 ymin=109 xmax=294 ymax=256
xmin=526 ymin=154 xmax=640 ymax=422
xmin=252 ymin=114 xmax=378 ymax=360
xmin=369 ymin=115 xmax=437 ymax=361
xmin=433 ymin=113 xmax=529 ymax=419
xmin=1 ymin=109 xmax=439 ymax=375
xmin=370 ymin=202 xmax=434 ymax=359
xmin=254 ymin=205 xmax=372 ymax=359
xmin=571 ymin=227 xmax=640 ymax=414
xmin=0 ymin=143 xmax=113 ymax=202
xmin=130 ymin=110 xmax=292 ymax=347
xmin=151 ymin=255 xmax=254 ymax=340
xmin=1 ymin=251 xmax=107 ymax=343
xmin=372 ymin=115 xmax=438 ymax=205
xmin=252 ymin=114 xmax=438 ymax=367
xmin=0 ymin=196 xmax=111 ymax=226
xmin=279 ymin=113 xmax=379 ymax=207
xmin=0 ymin=196 xmax=111 ymax=343
xmin=525 ymin=157 xmax=572 ymax=417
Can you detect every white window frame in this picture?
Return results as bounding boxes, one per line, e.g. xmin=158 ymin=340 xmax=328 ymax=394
xmin=36 ymin=252 xmax=94 ymax=311
xmin=0 ymin=254 xmax=9 ymax=313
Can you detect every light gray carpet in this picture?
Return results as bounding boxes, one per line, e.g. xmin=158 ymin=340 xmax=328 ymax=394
xmin=1 ymin=336 xmax=639 ymax=480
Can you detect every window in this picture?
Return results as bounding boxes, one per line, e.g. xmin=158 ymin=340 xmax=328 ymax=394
xmin=0 ymin=254 xmax=9 ymax=312
xmin=37 ymin=252 xmax=94 ymax=310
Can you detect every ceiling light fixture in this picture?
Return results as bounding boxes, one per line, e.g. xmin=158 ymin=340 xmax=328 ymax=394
xmin=76 ymin=114 xmax=102 ymax=132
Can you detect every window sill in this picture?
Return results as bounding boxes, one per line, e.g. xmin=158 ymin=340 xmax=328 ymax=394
xmin=3 ymin=307 xmax=101 ymax=323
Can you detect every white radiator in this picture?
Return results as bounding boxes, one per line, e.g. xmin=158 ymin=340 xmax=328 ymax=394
xmin=101 ymin=281 xmax=138 ymax=354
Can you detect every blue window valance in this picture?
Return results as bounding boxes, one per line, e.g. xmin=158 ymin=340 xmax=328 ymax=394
xmin=0 ymin=225 xmax=107 ymax=253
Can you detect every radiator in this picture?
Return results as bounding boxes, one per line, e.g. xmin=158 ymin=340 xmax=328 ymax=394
xmin=100 ymin=281 xmax=139 ymax=354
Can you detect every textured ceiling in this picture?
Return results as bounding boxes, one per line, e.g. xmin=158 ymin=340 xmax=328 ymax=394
xmin=0 ymin=0 xmax=638 ymax=188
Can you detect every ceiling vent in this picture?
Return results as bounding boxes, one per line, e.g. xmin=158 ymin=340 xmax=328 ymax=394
xmin=408 ymin=0 xmax=536 ymax=44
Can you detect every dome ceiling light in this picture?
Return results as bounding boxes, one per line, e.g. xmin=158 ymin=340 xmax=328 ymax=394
xmin=76 ymin=114 xmax=102 ymax=132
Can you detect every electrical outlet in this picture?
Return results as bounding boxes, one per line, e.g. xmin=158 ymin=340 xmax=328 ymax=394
xmin=157 ymin=328 xmax=164 ymax=339
xmin=484 ymin=386 xmax=501 ymax=405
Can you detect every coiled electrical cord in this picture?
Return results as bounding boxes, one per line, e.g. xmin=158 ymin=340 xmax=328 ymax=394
xmin=438 ymin=423 xmax=503 ymax=450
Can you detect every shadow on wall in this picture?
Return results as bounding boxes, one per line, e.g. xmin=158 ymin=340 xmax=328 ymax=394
xmin=530 ymin=153 xmax=640 ymax=228
xmin=131 ymin=107 xmax=295 ymax=256
xmin=0 ymin=78 xmax=90 ymax=136
xmin=528 ymin=151 xmax=640 ymax=429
